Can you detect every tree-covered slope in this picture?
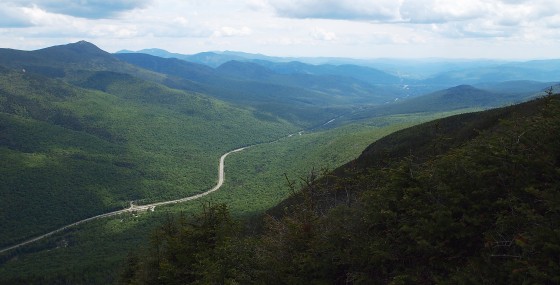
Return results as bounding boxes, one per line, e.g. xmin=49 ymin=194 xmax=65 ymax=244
xmin=119 ymin=94 xmax=559 ymax=284
xmin=266 ymin=94 xmax=560 ymax=284
xmin=114 ymin=52 xmax=348 ymax=127
xmin=0 ymin=66 xmax=296 ymax=248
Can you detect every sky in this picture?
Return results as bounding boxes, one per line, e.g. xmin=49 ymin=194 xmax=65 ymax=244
xmin=1 ymin=0 xmax=559 ymax=59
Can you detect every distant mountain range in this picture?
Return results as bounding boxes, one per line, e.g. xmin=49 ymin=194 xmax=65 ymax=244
xmin=113 ymin=52 xmax=417 ymax=125
xmin=118 ymin=47 xmax=560 ymax=82
xmin=1 ymin=41 xmax=556 ymax=129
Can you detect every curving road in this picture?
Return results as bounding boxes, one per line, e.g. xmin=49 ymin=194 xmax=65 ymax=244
xmin=0 ymin=146 xmax=248 ymax=255
xmin=0 ymin=115 xmax=341 ymax=255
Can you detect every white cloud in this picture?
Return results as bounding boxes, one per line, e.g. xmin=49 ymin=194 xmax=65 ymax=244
xmin=246 ymin=0 xmax=270 ymax=11
xmin=1 ymin=3 xmax=209 ymax=40
xmin=212 ymin=26 xmax=252 ymax=37
xmin=172 ymin=17 xmax=189 ymax=26
xmin=438 ymin=21 xmax=516 ymax=38
xmin=0 ymin=0 xmax=559 ymax=59
xmin=88 ymin=23 xmax=139 ymax=38
xmin=264 ymin=0 xmax=560 ymax=28
xmin=256 ymin=36 xmax=305 ymax=47
xmin=310 ymin=27 xmax=337 ymax=41
xmin=400 ymin=0 xmax=489 ymax=23
xmin=545 ymin=16 xmax=560 ymax=29
xmin=20 ymin=5 xmax=74 ymax=27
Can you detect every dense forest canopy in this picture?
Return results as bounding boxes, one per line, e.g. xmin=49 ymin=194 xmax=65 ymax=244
xmin=119 ymin=94 xmax=560 ymax=285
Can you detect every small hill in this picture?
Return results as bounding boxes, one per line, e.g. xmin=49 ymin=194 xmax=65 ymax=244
xmin=343 ymin=84 xmax=540 ymax=124
xmin=403 ymin=84 xmax=511 ymax=109
xmin=424 ymin=61 xmax=560 ymax=85
xmin=187 ymin=51 xmax=247 ymax=67
xmin=474 ymin=80 xmax=558 ymax=94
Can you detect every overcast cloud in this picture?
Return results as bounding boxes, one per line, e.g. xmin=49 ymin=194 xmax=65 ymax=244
xmin=0 ymin=5 xmax=33 ymax=27
xmin=266 ymin=0 xmax=402 ymax=21
xmin=0 ymin=0 xmax=558 ymax=59
xmin=7 ymin=0 xmax=150 ymax=18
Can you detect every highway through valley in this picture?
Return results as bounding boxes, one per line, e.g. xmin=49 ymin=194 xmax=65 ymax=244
xmin=0 ymin=146 xmax=248 ymax=254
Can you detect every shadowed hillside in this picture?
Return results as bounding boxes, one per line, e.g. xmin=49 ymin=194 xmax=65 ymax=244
xmin=117 ymin=94 xmax=559 ymax=285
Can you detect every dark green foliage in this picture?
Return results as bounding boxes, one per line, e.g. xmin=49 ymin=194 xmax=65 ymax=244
xmin=118 ymin=203 xmax=253 ymax=285
xmin=261 ymin=95 xmax=560 ymax=284
xmin=123 ymin=95 xmax=560 ymax=284
xmin=355 ymin=96 xmax=544 ymax=167
xmin=0 ymin=111 xmax=137 ymax=246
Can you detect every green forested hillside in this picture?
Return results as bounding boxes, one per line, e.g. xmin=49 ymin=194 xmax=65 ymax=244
xmin=114 ymin=53 xmax=351 ymax=127
xmin=118 ymin=94 xmax=559 ymax=284
xmin=216 ymin=110 xmax=469 ymax=217
xmin=0 ymin=67 xmax=296 ymax=248
xmin=1 ymin=41 xmax=558 ymax=285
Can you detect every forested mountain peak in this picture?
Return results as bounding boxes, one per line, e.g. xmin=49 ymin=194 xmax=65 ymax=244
xmin=36 ymin=40 xmax=111 ymax=59
xmin=447 ymin=84 xmax=478 ymax=91
xmin=0 ymin=41 xmax=169 ymax=83
xmin=0 ymin=40 xmax=120 ymax=74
